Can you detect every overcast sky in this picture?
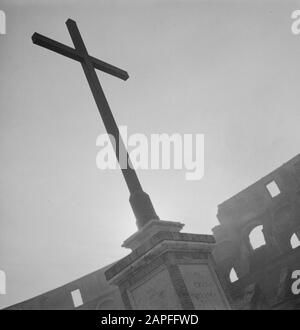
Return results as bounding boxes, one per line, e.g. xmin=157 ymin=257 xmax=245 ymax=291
xmin=1 ymin=0 xmax=300 ymax=308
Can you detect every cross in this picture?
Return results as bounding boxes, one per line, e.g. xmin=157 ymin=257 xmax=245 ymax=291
xmin=32 ymin=19 xmax=159 ymax=229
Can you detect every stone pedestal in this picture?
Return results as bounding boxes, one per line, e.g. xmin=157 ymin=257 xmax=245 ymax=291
xmin=105 ymin=220 xmax=231 ymax=310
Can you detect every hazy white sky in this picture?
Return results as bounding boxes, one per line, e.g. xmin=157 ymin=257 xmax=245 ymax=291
xmin=1 ymin=0 xmax=300 ymax=308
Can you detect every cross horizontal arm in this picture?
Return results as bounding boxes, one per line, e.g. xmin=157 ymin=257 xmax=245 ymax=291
xmin=31 ymin=33 xmax=129 ymax=81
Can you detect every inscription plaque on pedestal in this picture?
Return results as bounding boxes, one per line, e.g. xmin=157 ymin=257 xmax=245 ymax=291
xmin=179 ymin=264 xmax=229 ymax=310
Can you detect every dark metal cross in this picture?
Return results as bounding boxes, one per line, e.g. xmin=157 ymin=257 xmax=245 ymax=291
xmin=32 ymin=19 xmax=159 ymax=229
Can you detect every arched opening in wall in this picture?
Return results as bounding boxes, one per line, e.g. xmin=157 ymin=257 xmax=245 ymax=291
xmin=266 ymin=180 xmax=281 ymax=198
xmin=0 ymin=270 xmax=6 ymax=294
xmin=0 ymin=10 xmax=6 ymax=35
xmin=229 ymin=268 xmax=239 ymax=283
xmin=249 ymin=225 xmax=266 ymax=250
xmin=71 ymin=289 xmax=83 ymax=308
xmin=290 ymin=233 xmax=300 ymax=249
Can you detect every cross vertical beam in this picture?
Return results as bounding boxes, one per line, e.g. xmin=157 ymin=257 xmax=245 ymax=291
xmin=32 ymin=19 xmax=159 ymax=229
xmin=65 ymin=19 xmax=142 ymax=195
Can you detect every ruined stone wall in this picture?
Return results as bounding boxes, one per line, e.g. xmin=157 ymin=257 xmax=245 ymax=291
xmin=212 ymin=154 xmax=300 ymax=309
xmin=7 ymin=265 xmax=124 ymax=310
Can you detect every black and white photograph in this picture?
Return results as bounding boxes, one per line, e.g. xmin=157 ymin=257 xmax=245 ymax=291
xmin=0 ymin=0 xmax=300 ymax=315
